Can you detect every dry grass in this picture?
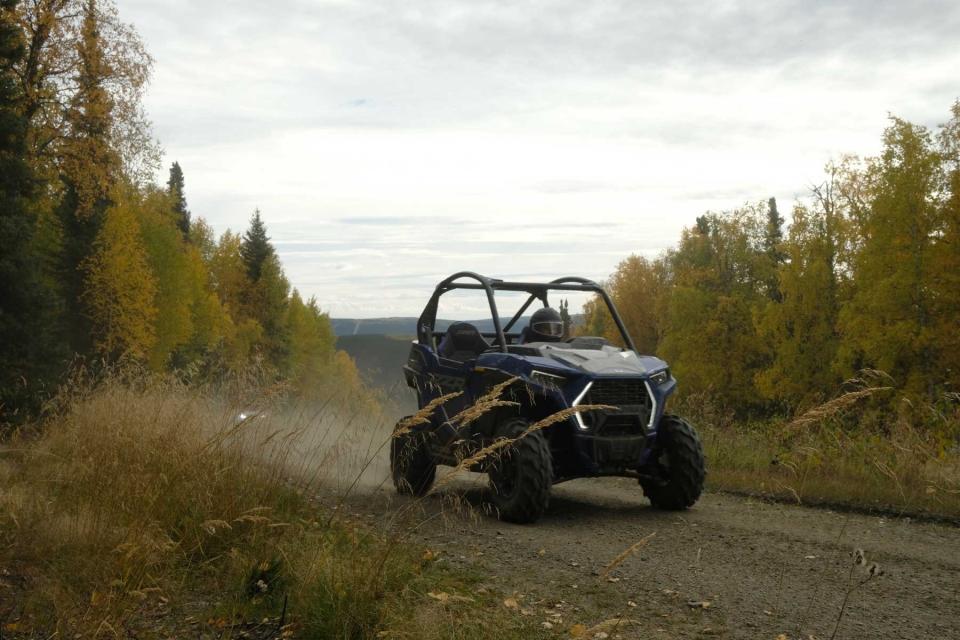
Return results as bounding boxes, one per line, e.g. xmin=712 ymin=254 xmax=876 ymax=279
xmin=678 ymin=375 xmax=960 ymax=518
xmin=599 ymin=532 xmax=656 ymax=580
xmin=0 ymin=373 xmax=548 ymax=639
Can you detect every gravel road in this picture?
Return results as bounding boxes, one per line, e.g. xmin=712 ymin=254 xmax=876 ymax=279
xmin=354 ymin=477 xmax=960 ymax=639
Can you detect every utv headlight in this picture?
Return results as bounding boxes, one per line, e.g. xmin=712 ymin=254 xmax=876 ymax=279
xmin=650 ymin=369 xmax=671 ymax=386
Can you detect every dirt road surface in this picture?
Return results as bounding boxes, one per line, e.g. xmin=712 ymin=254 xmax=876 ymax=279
xmin=348 ymin=477 xmax=959 ymax=640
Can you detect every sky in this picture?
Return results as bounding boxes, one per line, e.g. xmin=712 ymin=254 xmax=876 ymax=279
xmin=122 ymin=0 xmax=960 ymax=319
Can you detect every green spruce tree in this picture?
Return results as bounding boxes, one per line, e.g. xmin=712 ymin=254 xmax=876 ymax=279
xmin=241 ymin=208 xmax=272 ymax=281
xmin=239 ymin=210 xmax=290 ymax=371
xmin=167 ymin=161 xmax=190 ymax=236
xmin=559 ymin=299 xmax=571 ymax=337
xmin=763 ymin=197 xmax=786 ymax=301
xmin=0 ymin=0 xmax=64 ymax=423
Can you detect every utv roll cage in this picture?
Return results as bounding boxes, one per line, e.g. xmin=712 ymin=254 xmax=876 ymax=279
xmin=416 ymin=271 xmax=637 ymax=353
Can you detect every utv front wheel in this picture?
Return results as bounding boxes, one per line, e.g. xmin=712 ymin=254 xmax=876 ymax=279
xmin=391 ymin=425 xmax=436 ymax=496
xmin=487 ymin=418 xmax=552 ymax=524
xmin=641 ymin=415 xmax=705 ymax=510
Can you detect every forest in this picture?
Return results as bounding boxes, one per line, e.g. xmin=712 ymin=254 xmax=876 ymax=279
xmin=3 ymin=0 xmax=959 ymax=435
xmin=584 ymin=104 xmax=960 ymax=424
xmin=0 ymin=0 xmax=360 ymax=427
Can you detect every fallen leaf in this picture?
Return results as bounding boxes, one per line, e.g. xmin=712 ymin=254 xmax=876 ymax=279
xmin=503 ymin=597 xmax=520 ymax=610
xmin=542 ymin=621 xmax=554 ymax=630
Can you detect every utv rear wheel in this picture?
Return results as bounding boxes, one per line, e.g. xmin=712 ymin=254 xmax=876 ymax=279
xmin=391 ymin=425 xmax=436 ymax=497
xmin=641 ymin=415 xmax=705 ymax=510
xmin=487 ymin=418 xmax=552 ymax=524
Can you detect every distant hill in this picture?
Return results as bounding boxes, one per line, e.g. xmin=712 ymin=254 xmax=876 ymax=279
xmin=336 ymin=334 xmax=417 ymax=413
xmin=331 ymin=314 xmax=582 ymax=336
xmin=331 ymin=316 xmax=515 ymax=336
xmin=331 ymin=317 xmax=418 ymax=336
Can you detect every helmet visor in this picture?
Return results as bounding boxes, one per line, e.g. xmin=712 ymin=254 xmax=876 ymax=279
xmin=532 ymin=320 xmax=564 ymax=338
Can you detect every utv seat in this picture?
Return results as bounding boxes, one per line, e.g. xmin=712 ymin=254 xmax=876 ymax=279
xmin=438 ymin=322 xmax=490 ymax=362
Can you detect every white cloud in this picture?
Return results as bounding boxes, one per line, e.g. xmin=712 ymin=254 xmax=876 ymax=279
xmin=122 ymin=0 xmax=960 ymax=317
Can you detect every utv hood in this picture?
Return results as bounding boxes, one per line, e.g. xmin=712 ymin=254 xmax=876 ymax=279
xmin=529 ymin=343 xmax=667 ymax=376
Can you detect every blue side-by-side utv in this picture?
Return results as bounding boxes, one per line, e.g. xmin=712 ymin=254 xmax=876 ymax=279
xmin=391 ymin=272 xmax=705 ymax=523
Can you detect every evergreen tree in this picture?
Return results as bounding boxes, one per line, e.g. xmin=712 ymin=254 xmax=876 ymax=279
xmin=167 ymin=161 xmax=190 ymax=236
xmin=0 ymin=0 xmax=63 ymax=422
xmin=764 ymin=197 xmax=785 ymax=255
xmin=241 ymin=208 xmax=273 ymax=282
xmin=762 ymin=197 xmax=786 ymax=301
xmin=558 ymin=299 xmax=571 ymax=337
xmin=237 ymin=211 xmax=290 ymax=370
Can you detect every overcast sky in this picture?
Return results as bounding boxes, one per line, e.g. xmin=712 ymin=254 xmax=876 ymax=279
xmin=123 ymin=0 xmax=959 ymax=319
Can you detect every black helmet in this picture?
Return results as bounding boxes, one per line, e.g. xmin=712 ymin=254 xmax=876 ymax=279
xmin=528 ymin=307 xmax=564 ymax=342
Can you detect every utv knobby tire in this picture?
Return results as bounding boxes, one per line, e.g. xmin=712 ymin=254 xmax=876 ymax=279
xmin=391 ymin=426 xmax=436 ymax=497
xmin=487 ymin=418 xmax=552 ymax=524
xmin=641 ymin=415 xmax=705 ymax=510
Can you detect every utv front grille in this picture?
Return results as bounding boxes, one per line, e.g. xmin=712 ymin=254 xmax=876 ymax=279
xmin=586 ymin=379 xmax=648 ymax=407
xmin=578 ymin=378 xmax=654 ymax=432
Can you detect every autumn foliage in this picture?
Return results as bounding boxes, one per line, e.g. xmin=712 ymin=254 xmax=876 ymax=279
xmin=0 ymin=0 xmax=359 ymax=425
xmin=584 ymin=105 xmax=960 ymax=419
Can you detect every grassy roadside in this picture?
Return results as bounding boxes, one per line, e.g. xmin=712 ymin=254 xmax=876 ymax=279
xmin=676 ymin=384 xmax=960 ymax=519
xmin=0 ymin=377 xmax=548 ymax=639
xmin=2 ymin=371 xmax=957 ymax=638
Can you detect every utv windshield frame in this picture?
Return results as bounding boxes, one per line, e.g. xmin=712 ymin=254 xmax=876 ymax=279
xmin=416 ymin=271 xmax=637 ymax=353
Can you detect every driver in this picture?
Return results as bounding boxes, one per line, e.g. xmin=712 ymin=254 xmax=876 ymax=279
xmin=522 ymin=307 xmax=565 ymax=343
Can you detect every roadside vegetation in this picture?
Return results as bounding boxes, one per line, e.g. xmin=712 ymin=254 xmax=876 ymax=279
xmin=0 ymin=373 xmax=553 ymax=639
xmin=679 ymin=380 xmax=960 ymax=518
xmin=583 ymin=101 xmax=960 ymax=518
